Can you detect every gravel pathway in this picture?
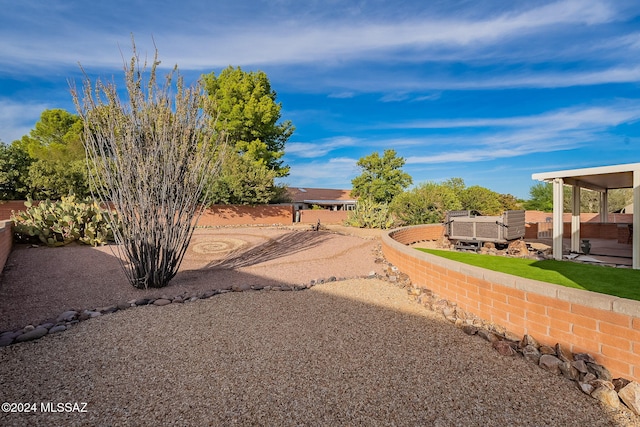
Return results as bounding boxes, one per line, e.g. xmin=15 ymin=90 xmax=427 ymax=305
xmin=0 ymin=227 xmax=383 ymax=331
xmin=1 ymin=279 xmax=635 ymax=426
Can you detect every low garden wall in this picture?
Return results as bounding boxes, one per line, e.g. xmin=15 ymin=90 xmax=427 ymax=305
xmin=0 ymin=201 xmax=31 ymax=221
xmin=526 ymin=222 xmax=628 ymax=240
xmin=0 ymin=201 xmax=350 ymax=226
xmin=0 ymin=220 xmax=12 ymax=273
xmin=198 ymin=204 xmax=293 ymax=226
xmin=298 ymin=210 xmax=348 ymax=225
xmin=382 ymin=224 xmax=640 ymax=383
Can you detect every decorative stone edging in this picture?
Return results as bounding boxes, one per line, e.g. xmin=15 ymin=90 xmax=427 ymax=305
xmin=0 ymin=272 xmax=379 ymax=349
xmin=375 ymin=252 xmax=640 ymax=418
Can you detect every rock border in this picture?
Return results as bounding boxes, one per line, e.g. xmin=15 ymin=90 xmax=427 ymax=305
xmin=0 ymin=272 xmax=380 ymax=348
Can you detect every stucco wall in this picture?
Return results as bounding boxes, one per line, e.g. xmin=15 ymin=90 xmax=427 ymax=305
xmin=382 ymin=224 xmax=640 ymax=382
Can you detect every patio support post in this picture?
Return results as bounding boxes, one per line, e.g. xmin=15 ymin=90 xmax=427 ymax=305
xmin=571 ymin=185 xmax=581 ymax=253
xmin=553 ymin=178 xmax=564 ymax=261
xmin=599 ymin=191 xmax=608 ymax=223
xmin=633 ymin=170 xmax=640 ymax=269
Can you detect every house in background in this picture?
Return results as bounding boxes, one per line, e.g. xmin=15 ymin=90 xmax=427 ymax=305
xmin=287 ymin=187 xmax=357 ymax=211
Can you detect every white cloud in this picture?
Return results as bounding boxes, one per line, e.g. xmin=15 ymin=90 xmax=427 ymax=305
xmin=0 ymin=0 xmax=624 ymax=73
xmin=280 ymin=157 xmax=358 ymax=189
xmin=366 ymin=103 xmax=640 ymax=165
xmin=389 ymin=104 xmax=640 ymax=131
xmin=286 ymin=137 xmax=360 ymax=158
xmin=0 ymin=99 xmax=49 ymax=143
xmin=328 ymin=92 xmax=356 ymax=99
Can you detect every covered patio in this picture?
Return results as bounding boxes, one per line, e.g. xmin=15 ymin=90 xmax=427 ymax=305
xmin=532 ymin=162 xmax=640 ymax=269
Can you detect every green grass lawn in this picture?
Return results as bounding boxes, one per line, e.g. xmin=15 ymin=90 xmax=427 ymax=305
xmin=416 ymin=248 xmax=640 ymax=302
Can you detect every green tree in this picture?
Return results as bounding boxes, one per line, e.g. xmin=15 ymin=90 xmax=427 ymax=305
xmin=0 ymin=142 xmax=32 ymax=199
xmin=390 ymin=181 xmax=461 ymax=225
xmin=523 ymin=183 xmax=554 ymax=212
xmin=16 ymin=109 xmax=89 ymax=198
xmin=208 ymin=151 xmax=289 ymax=205
xmin=459 ymin=185 xmax=504 ymax=215
xmin=499 ymin=193 xmax=522 ymax=211
xmin=608 ymin=189 xmax=633 ymax=212
xmin=26 ymin=159 xmax=89 ymax=199
xmin=351 ymin=149 xmax=413 ymax=204
xmin=442 ymin=177 xmax=466 ymax=195
xmin=202 ymin=66 xmax=294 ymax=178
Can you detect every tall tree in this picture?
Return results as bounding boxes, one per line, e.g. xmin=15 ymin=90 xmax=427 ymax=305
xmin=72 ymin=44 xmax=224 ymax=289
xmin=0 ymin=142 xmax=32 ymax=199
xmin=202 ymin=66 xmax=294 ymax=178
xmin=15 ymin=109 xmax=89 ymax=199
xmin=523 ymin=183 xmax=554 ymax=212
xmin=351 ymin=149 xmax=413 ymax=204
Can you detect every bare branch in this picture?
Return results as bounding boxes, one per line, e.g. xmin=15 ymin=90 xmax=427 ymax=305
xmin=71 ymin=40 xmax=225 ymax=289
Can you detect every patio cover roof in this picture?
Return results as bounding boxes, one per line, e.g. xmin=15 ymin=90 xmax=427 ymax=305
xmin=532 ymin=162 xmax=640 ymax=191
xmin=532 ymin=162 xmax=640 ymax=269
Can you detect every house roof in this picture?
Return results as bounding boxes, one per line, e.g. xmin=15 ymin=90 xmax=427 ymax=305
xmin=287 ymin=187 xmax=355 ymax=203
xmin=531 ymin=162 xmax=640 ymax=191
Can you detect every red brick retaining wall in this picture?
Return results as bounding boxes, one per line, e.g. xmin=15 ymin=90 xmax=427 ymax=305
xmin=563 ymin=223 xmax=621 ymax=239
xmin=0 ymin=201 xmax=32 ymax=220
xmin=382 ymin=224 xmax=640 ymax=382
xmin=526 ymin=222 xmax=627 ymax=240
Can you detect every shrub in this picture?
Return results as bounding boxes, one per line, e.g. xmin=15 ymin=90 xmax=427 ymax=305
xmin=390 ymin=182 xmax=462 ymax=226
xmin=344 ymin=198 xmax=395 ymax=229
xmin=11 ymin=195 xmax=117 ymax=247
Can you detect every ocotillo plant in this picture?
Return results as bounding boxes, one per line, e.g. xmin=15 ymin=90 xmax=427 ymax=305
xmin=71 ymin=43 xmax=225 ymax=288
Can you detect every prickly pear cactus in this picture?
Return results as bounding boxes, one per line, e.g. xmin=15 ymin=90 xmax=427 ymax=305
xmin=11 ymin=195 xmax=118 ymax=247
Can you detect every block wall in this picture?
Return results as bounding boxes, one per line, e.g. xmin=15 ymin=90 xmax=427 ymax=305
xmin=383 ymin=224 xmax=640 ymax=382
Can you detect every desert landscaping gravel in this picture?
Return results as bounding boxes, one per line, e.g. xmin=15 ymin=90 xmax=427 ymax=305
xmin=1 ymin=227 xmax=638 ymax=426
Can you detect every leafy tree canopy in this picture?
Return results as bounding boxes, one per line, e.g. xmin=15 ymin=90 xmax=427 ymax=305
xmin=0 ymin=142 xmax=32 ymax=199
xmin=523 ymin=182 xmax=554 ymax=212
xmin=3 ymin=109 xmax=89 ymax=199
xmin=202 ymin=66 xmax=294 ymax=178
xmin=208 ymin=151 xmax=289 ymax=205
xmin=389 ymin=177 xmax=521 ymax=226
xmin=17 ymin=109 xmax=84 ymax=162
xmin=458 ymin=185 xmax=505 ymax=215
xmin=351 ymin=149 xmax=413 ymax=204
xmin=390 ymin=181 xmax=462 ymax=225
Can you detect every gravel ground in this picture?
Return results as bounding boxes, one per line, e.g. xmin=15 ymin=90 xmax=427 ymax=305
xmin=0 ymin=226 xmax=383 ymax=331
xmin=0 ymin=226 xmax=638 ymax=426
xmin=1 ymin=280 xmax=638 ymax=426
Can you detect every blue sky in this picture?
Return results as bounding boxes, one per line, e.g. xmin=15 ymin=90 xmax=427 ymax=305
xmin=1 ymin=0 xmax=640 ymax=199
